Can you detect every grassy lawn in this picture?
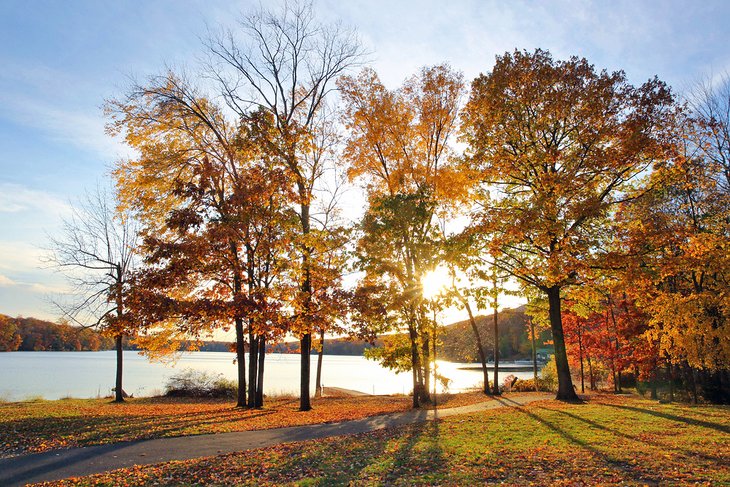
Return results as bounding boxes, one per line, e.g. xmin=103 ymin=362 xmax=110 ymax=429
xmin=35 ymin=394 xmax=730 ymax=486
xmin=0 ymin=391 xmax=488 ymax=458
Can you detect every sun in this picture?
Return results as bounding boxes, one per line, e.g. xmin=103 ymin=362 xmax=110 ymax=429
xmin=421 ymin=266 xmax=450 ymax=300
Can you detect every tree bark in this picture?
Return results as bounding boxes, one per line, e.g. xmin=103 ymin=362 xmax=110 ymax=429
xmin=408 ymin=323 xmax=421 ymax=408
xmin=114 ymin=334 xmax=124 ymax=403
xmin=546 ymin=285 xmax=579 ymax=401
xmin=299 ymin=199 xmax=313 ymax=412
xmin=234 ymin=317 xmax=246 ymax=408
xmin=421 ymin=333 xmax=431 ymax=404
xmin=256 ymin=337 xmax=265 ymax=408
xmin=114 ymin=268 xmax=125 ymax=403
xmin=300 ymin=333 xmax=312 ymax=410
xmin=492 ymin=304 xmax=500 ymax=395
xmin=248 ymin=329 xmax=258 ymax=408
xmin=315 ymin=329 xmax=324 ymax=398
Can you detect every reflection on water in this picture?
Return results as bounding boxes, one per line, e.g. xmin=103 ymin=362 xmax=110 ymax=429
xmin=0 ymin=351 xmax=538 ymax=401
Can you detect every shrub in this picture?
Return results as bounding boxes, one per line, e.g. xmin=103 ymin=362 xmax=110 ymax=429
xmin=540 ymin=356 xmax=558 ymax=392
xmin=511 ymin=378 xmax=551 ymax=392
xmin=164 ymin=369 xmax=237 ymax=398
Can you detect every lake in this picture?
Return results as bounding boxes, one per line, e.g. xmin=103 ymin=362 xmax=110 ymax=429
xmin=0 ymin=351 xmax=538 ymax=401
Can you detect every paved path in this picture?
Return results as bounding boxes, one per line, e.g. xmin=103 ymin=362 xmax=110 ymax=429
xmin=0 ymin=393 xmax=552 ymax=486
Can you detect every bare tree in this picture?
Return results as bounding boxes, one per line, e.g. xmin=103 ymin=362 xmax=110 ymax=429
xmin=45 ymin=185 xmax=139 ymax=402
xmin=687 ymin=73 xmax=730 ymax=193
xmin=205 ymin=1 xmax=366 ymax=410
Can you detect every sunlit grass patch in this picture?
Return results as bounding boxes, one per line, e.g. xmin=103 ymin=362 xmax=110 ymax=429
xmin=33 ymin=394 xmax=730 ymax=486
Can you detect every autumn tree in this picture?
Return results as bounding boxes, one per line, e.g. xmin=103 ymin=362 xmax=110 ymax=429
xmin=205 ymin=1 xmax=365 ymax=411
xmin=108 ymin=73 xmax=296 ymax=408
xmin=340 ymin=64 xmax=466 ymax=407
xmin=45 ymin=186 xmax=139 ymax=402
xmin=461 ymin=49 xmax=678 ymax=401
xmin=613 ymin=105 xmax=730 ymax=402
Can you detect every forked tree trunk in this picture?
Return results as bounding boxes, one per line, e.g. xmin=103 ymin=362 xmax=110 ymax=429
xmin=546 ymin=286 xmax=579 ymax=402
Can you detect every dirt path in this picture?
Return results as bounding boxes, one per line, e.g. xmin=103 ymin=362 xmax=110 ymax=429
xmin=0 ymin=393 xmax=552 ymax=486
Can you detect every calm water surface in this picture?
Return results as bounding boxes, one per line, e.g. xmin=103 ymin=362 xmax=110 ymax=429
xmin=0 ymin=351 xmax=536 ymax=400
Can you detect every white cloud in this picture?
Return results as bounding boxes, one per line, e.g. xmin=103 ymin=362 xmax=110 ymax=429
xmin=0 ymin=274 xmax=15 ymax=287
xmin=0 ymin=183 xmax=72 ymax=215
xmin=0 ymin=92 xmax=131 ymax=162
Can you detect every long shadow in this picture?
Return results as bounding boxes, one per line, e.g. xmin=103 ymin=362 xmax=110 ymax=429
xmin=602 ymin=403 xmax=730 ymax=435
xmin=544 ymin=407 xmax=727 ymax=464
xmin=381 ymin=411 xmax=446 ymax=485
xmin=493 ymin=397 xmax=660 ymax=485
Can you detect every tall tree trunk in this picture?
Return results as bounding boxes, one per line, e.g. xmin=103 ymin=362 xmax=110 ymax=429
xmin=530 ymin=319 xmax=539 ymax=392
xmin=114 ymin=269 xmax=124 ymax=403
xmin=407 ymin=323 xmax=421 ymax=408
xmin=315 ymin=329 xmax=324 ymax=398
xmin=587 ymin=354 xmax=595 ymax=390
xmin=666 ymin=362 xmax=673 ymax=402
xmin=578 ymin=326 xmax=585 ymax=394
xmin=256 ymin=337 xmax=265 ymax=408
xmin=421 ymin=333 xmax=431 ymax=404
xmin=463 ymin=299 xmax=490 ymax=394
xmin=546 ymin=286 xmax=579 ymax=401
xmin=234 ymin=317 xmax=246 ymax=408
xmin=492 ymin=301 xmax=500 ymax=395
xmin=248 ymin=329 xmax=258 ymax=408
xmin=114 ymin=334 xmax=124 ymax=403
xmin=608 ymin=302 xmax=622 ymax=393
xmin=299 ymin=199 xmax=313 ymax=411
xmin=432 ymin=320 xmax=438 ymax=405
xmin=300 ymin=332 xmax=312 ymax=410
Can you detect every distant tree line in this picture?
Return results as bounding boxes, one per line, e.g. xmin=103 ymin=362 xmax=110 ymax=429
xmin=0 ymin=315 xmax=123 ymax=352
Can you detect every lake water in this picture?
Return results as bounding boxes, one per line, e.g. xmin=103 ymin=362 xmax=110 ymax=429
xmin=0 ymin=351 xmax=537 ymax=401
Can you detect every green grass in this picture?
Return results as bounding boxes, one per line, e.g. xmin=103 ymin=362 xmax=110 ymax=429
xmin=40 ymin=394 xmax=730 ymax=486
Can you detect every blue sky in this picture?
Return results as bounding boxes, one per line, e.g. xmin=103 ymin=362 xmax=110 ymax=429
xmin=1 ymin=0 xmax=729 ymax=321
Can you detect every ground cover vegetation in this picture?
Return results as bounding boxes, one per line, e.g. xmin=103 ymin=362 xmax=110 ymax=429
xmin=32 ymin=394 xmax=730 ymax=486
xmin=0 ymin=391 xmax=488 ymax=458
xmin=15 ymin=0 xmax=728 ymax=409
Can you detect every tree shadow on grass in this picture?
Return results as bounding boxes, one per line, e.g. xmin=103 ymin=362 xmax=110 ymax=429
xmin=265 ymin=412 xmax=448 ymax=485
xmin=493 ymin=397 xmax=661 ymax=485
xmin=543 ymin=406 xmax=727 ymax=464
xmin=601 ymin=403 xmax=730 ymax=435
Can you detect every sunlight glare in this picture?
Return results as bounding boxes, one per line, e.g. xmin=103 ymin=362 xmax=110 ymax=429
xmin=421 ymin=266 xmax=450 ymax=300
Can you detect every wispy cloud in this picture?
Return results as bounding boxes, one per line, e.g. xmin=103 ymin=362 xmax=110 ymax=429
xmin=0 ymin=183 xmax=72 ymax=215
xmin=0 ymin=274 xmax=15 ymax=287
